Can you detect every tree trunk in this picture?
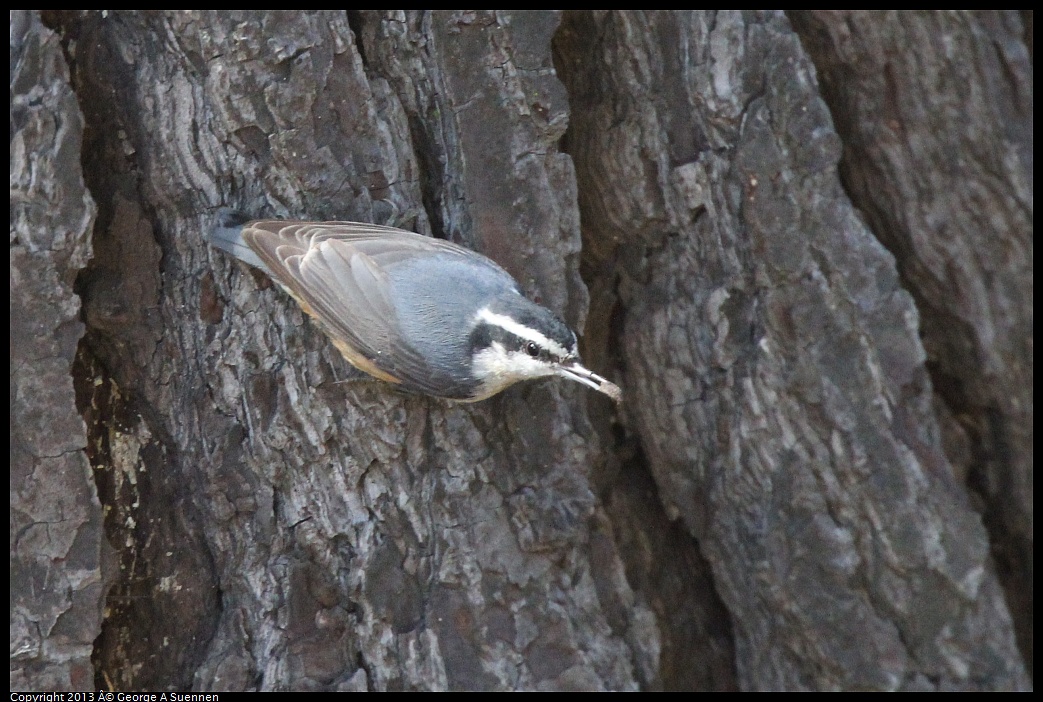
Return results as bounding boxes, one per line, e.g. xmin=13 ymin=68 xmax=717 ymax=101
xmin=10 ymin=10 xmax=1031 ymax=691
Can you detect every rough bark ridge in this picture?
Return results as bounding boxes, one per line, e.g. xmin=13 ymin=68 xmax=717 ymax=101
xmin=10 ymin=10 xmax=1030 ymax=691
xmin=555 ymin=11 xmax=1028 ymax=690
xmin=789 ymin=11 xmax=1034 ymax=672
xmin=11 ymin=11 xmax=100 ymax=692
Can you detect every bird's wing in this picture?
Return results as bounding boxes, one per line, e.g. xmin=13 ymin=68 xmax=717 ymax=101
xmin=240 ymin=220 xmax=475 ymax=394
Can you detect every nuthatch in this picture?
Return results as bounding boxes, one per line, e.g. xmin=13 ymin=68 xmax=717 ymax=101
xmin=208 ymin=211 xmax=621 ymax=403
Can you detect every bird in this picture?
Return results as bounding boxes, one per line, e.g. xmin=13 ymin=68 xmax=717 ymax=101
xmin=207 ymin=210 xmax=621 ymax=404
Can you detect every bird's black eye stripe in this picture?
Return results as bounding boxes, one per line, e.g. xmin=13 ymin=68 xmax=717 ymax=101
xmin=525 ymin=341 xmax=540 ymax=357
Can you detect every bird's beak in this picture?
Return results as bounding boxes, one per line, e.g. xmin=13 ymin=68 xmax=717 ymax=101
xmin=555 ymin=362 xmax=622 ymax=403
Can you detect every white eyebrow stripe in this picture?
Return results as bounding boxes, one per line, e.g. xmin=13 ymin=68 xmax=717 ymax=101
xmin=476 ymin=307 xmax=570 ymax=358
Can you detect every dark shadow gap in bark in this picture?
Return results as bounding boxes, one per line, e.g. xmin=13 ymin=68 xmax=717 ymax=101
xmin=52 ymin=11 xmax=223 ymax=690
xmin=345 ymin=11 xmax=367 ymax=67
xmin=551 ymin=10 xmax=739 ymax=691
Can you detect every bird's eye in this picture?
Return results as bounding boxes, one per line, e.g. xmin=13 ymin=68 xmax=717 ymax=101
xmin=525 ymin=341 xmax=540 ymax=357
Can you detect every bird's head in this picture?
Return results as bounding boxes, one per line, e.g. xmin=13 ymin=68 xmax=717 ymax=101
xmin=467 ymin=296 xmax=621 ymax=403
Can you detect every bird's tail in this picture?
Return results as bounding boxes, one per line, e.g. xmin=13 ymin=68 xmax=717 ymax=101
xmin=207 ymin=208 xmax=269 ymax=272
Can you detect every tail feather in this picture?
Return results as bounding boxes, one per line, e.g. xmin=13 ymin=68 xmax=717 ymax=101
xmin=208 ymin=208 xmax=269 ymax=272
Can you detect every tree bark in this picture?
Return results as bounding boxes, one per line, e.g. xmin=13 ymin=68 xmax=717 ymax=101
xmin=11 ymin=10 xmax=100 ymax=692
xmin=789 ymin=11 xmax=1034 ymax=675
xmin=10 ymin=10 xmax=1030 ymax=691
